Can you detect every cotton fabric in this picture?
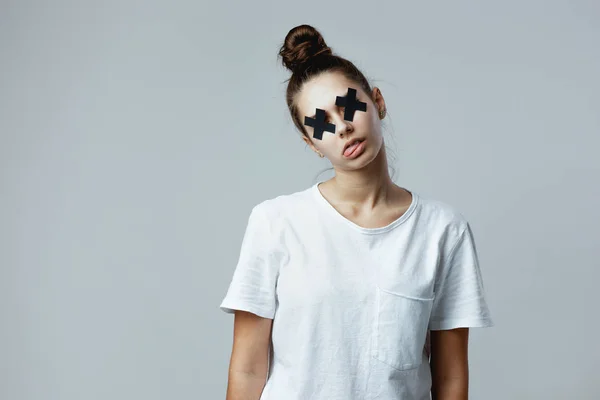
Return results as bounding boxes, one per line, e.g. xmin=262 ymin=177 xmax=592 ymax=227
xmin=220 ymin=181 xmax=494 ymax=399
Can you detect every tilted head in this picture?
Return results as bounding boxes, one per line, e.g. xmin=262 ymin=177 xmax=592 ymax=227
xmin=278 ymin=25 xmax=390 ymax=172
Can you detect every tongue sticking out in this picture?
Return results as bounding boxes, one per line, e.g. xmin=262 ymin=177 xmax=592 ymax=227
xmin=344 ymin=141 xmax=361 ymax=156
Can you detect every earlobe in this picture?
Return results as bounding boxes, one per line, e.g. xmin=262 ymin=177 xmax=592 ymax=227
xmin=302 ymin=136 xmax=324 ymax=158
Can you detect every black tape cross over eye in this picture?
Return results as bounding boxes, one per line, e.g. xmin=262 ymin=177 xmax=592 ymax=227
xmin=335 ymin=87 xmax=367 ymax=122
xmin=303 ymin=87 xmax=367 ymax=140
xmin=304 ymin=108 xmax=335 ymax=140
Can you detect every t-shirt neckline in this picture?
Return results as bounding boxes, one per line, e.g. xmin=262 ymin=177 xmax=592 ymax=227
xmin=311 ymin=180 xmax=419 ymax=235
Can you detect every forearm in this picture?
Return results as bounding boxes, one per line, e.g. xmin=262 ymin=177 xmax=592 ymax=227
xmin=225 ymin=370 xmax=267 ymax=400
xmin=429 ymin=328 xmax=470 ymax=400
xmin=431 ymin=376 xmax=468 ymax=400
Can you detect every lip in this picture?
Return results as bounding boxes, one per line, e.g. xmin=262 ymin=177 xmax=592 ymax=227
xmin=343 ymin=139 xmax=366 ymax=159
xmin=342 ymin=138 xmax=364 ymax=155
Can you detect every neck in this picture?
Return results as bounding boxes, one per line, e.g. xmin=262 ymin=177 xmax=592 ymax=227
xmin=328 ymin=144 xmax=398 ymax=209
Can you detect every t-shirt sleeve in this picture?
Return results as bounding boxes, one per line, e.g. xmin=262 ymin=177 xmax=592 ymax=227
xmin=428 ymin=221 xmax=494 ymax=331
xmin=219 ymin=203 xmax=281 ymax=319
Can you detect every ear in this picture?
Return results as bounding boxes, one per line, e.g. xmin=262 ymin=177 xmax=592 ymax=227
xmin=371 ymin=87 xmax=386 ymax=115
xmin=302 ymin=134 xmax=320 ymax=155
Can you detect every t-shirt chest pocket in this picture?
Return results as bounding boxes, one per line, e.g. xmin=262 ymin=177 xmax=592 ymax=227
xmin=373 ymin=285 xmax=434 ymax=371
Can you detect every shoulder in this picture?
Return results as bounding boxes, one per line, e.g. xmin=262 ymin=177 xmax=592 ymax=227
xmin=413 ymin=193 xmax=471 ymax=243
xmin=248 ymin=183 xmax=315 ymax=230
xmin=251 ymin=183 xmax=314 ymax=218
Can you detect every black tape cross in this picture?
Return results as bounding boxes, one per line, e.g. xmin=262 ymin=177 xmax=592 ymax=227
xmin=304 ymin=108 xmax=336 ymax=140
xmin=335 ymin=87 xmax=367 ymax=121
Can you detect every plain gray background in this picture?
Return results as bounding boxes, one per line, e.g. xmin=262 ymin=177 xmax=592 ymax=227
xmin=2 ymin=0 xmax=598 ymax=399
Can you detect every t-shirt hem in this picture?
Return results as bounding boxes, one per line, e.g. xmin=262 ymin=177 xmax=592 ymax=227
xmin=219 ymin=300 xmax=274 ymax=319
xmin=428 ymin=317 xmax=494 ymax=330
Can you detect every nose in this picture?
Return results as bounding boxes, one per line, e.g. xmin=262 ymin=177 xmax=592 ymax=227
xmin=335 ymin=117 xmax=353 ymax=137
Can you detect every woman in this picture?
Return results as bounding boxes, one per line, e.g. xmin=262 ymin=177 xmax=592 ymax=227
xmin=219 ymin=24 xmax=494 ymax=400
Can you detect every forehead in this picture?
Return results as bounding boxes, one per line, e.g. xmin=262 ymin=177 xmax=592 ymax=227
xmin=297 ymin=72 xmax=363 ymax=115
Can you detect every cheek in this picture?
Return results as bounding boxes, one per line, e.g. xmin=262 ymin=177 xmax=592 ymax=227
xmin=355 ymin=108 xmax=376 ymax=128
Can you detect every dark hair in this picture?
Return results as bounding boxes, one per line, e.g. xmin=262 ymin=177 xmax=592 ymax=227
xmin=277 ymin=24 xmax=396 ymax=180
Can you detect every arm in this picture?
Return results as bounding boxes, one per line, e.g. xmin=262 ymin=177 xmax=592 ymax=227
xmin=225 ymin=310 xmax=273 ymax=400
xmin=430 ymin=327 xmax=469 ymax=400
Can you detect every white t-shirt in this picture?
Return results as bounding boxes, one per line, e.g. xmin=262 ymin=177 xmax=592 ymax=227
xmin=220 ymin=181 xmax=494 ymax=399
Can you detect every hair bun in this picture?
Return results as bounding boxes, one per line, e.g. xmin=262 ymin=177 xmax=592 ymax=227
xmin=279 ymin=24 xmax=332 ymax=73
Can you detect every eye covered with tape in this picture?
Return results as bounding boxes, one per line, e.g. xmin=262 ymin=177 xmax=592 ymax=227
xmin=303 ymin=87 xmax=367 ymax=140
